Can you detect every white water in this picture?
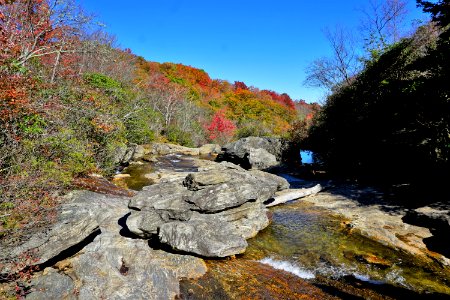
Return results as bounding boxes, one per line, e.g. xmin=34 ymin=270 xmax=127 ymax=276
xmin=258 ymin=258 xmax=315 ymax=279
xmin=258 ymin=258 xmax=402 ymax=286
xmin=352 ymin=273 xmax=384 ymax=285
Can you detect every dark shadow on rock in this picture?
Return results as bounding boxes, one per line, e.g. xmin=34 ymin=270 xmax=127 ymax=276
xmin=19 ymin=228 xmax=102 ymax=280
xmin=402 ymin=211 xmax=450 ymax=258
xmin=118 ymin=212 xmax=141 ymax=239
xmin=147 ymin=236 xmax=228 ymax=261
xmin=313 ymin=274 xmax=450 ymax=300
xmin=341 ymin=274 xmax=450 ymax=300
xmin=311 ymin=283 xmax=365 ymax=300
xmin=215 ymin=153 xmax=251 ymax=170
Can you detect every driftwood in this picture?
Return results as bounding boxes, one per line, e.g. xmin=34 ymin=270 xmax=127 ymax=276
xmin=264 ymin=184 xmax=323 ymax=207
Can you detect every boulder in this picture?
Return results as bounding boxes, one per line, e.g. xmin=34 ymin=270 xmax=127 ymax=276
xmin=1 ymin=192 xmax=102 ymax=275
xmin=159 ymin=220 xmax=248 ymax=257
xmin=183 ymin=172 xmax=232 ymax=190
xmin=201 ymin=201 xmax=270 ymax=239
xmin=217 ymin=137 xmax=286 ymax=169
xmin=126 ymin=163 xmax=289 ymax=257
xmin=248 ymin=148 xmax=278 ymax=170
xmin=127 ymin=210 xmax=165 ymax=238
xmin=131 ymin=144 xmax=147 ymax=160
xmin=187 ymin=182 xmax=261 ymax=212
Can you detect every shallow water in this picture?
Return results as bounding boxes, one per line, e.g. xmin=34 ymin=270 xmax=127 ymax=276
xmin=243 ymin=201 xmax=450 ymax=296
xmin=118 ymin=154 xmax=198 ymax=190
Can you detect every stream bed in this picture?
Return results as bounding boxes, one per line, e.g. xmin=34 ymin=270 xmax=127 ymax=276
xmin=118 ymin=155 xmax=450 ymax=299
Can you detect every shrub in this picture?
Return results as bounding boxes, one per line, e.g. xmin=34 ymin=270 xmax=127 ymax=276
xmin=166 ymin=126 xmax=194 ymax=147
xmin=124 ymin=108 xmax=162 ymax=144
xmin=83 ymin=72 xmax=128 ymax=102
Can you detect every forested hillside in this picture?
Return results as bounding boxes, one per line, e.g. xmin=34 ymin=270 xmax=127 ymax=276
xmin=0 ymin=0 xmax=317 ymax=235
xmin=303 ymin=0 xmax=449 ymax=185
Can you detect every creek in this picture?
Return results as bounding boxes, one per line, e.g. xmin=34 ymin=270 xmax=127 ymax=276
xmin=118 ymin=155 xmax=450 ymax=299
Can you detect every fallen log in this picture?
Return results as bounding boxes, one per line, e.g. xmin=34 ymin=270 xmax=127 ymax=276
xmin=264 ymin=184 xmax=323 ymax=207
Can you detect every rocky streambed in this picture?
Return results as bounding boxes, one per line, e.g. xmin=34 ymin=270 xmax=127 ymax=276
xmin=1 ymin=139 xmax=450 ymax=299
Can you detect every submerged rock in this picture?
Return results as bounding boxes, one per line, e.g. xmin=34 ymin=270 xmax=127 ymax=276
xmin=301 ymin=184 xmax=450 ymax=267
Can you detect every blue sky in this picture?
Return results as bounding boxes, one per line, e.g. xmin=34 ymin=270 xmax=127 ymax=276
xmin=78 ymin=0 xmax=427 ymax=103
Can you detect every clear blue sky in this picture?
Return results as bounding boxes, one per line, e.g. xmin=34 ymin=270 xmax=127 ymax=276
xmin=78 ymin=0 xmax=427 ymax=103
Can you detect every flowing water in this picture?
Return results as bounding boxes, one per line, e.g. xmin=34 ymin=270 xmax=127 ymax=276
xmin=242 ymin=200 xmax=450 ymax=296
xmin=119 ymin=155 xmax=450 ymax=299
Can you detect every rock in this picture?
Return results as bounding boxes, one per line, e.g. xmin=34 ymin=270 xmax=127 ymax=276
xmin=248 ymin=148 xmax=279 ymax=170
xmin=402 ymin=203 xmax=450 ymax=259
xmin=249 ymin=169 xmax=290 ymax=191
xmin=142 ymin=154 xmax=158 ymax=162
xmin=205 ymin=201 xmax=270 ymax=239
xmin=25 ymin=190 xmax=207 ymax=300
xmin=144 ymin=170 xmax=191 ymax=184
xmin=131 ymin=144 xmax=147 ymax=160
xmin=159 ymin=220 xmax=248 ymax=257
xmin=113 ymin=173 xmax=131 ymax=180
xmin=27 ymin=268 xmax=77 ymax=300
xmin=217 ymin=137 xmax=286 ymax=169
xmin=128 ymin=182 xmax=192 ymax=212
xmin=187 ymin=182 xmax=260 ymax=212
xmin=112 ymin=143 xmax=129 ymax=165
xmin=413 ymin=204 xmax=450 ymax=226
xmin=127 ymin=210 xmax=165 ymax=237
xmin=300 ymin=184 xmax=450 ymax=266
xmin=150 ymin=143 xmax=200 ymax=156
xmin=183 ymin=171 xmax=232 ymax=190
xmin=73 ymin=175 xmax=136 ymax=197
xmin=1 ymin=193 xmax=101 ymax=275
xmin=198 ymin=144 xmax=221 ymax=155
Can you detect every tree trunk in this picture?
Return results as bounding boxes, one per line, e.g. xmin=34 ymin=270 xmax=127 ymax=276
xmin=264 ymin=184 xmax=323 ymax=207
xmin=50 ymin=46 xmax=63 ymax=84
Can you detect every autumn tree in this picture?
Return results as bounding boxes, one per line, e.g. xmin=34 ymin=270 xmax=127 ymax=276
xmin=233 ymin=81 xmax=249 ymax=91
xmin=205 ymin=110 xmax=236 ymax=145
xmin=0 ymin=0 xmax=93 ymax=69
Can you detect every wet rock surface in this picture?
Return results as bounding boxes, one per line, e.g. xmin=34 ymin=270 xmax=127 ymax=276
xmin=178 ymin=259 xmax=410 ymax=300
xmin=297 ymin=183 xmax=450 ymax=267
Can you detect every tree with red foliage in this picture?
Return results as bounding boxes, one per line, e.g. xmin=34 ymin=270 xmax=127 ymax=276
xmin=0 ymin=0 xmax=93 ymax=81
xmin=205 ymin=110 xmax=236 ymax=145
xmin=234 ymin=81 xmax=249 ymax=90
xmin=261 ymin=90 xmax=296 ymax=110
